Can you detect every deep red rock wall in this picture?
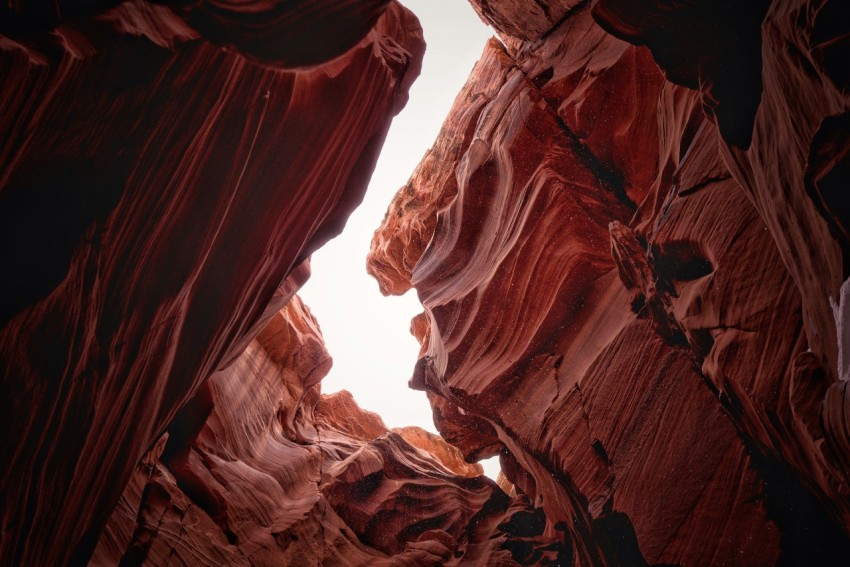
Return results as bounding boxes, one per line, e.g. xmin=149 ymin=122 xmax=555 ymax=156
xmin=370 ymin=0 xmax=850 ymax=564
xmin=2 ymin=0 xmax=848 ymax=565
xmin=0 ymin=1 xmax=423 ymax=564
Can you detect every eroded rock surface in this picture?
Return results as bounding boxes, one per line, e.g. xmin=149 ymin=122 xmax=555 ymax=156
xmin=93 ymin=297 xmax=562 ymax=566
xmin=0 ymin=1 xmax=424 ymax=564
xmin=3 ymin=0 xmax=849 ymax=565
xmin=370 ymin=0 xmax=850 ymax=564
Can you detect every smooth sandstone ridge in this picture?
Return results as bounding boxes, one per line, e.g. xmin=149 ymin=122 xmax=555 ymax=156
xmin=369 ymin=0 xmax=850 ymax=564
xmin=1 ymin=0 xmax=848 ymax=565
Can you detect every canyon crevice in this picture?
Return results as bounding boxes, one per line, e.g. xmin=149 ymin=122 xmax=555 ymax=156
xmin=2 ymin=0 xmax=849 ymax=565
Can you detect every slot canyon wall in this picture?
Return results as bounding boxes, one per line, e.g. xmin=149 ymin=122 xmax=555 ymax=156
xmin=0 ymin=1 xmax=848 ymax=567
xmin=369 ymin=0 xmax=850 ymax=564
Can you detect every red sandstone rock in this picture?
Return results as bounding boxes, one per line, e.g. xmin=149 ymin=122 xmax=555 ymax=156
xmin=315 ymin=391 xmax=484 ymax=477
xmin=468 ymin=0 xmax=581 ymax=42
xmin=3 ymin=0 xmax=849 ymax=564
xmin=369 ymin=1 xmax=850 ymax=564
xmin=93 ymin=296 xmax=562 ymax=565
xmin=0 ymin=0 xmax=393 ymax=69
xmin=316 ymin=389 xmax=390 ymax=442
xmin=392 ymin=426 xmax=485 ymax=478
xmin=0 ymin=1 xmax=423 ymax=564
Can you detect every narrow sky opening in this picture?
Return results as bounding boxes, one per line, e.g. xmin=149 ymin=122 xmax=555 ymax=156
xmin=299 ymin=1 xmax=499 ymax=479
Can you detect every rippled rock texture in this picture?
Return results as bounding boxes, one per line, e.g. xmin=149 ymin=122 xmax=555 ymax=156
xmin=370 ymin=0 xmax=850 ymax=564
xmin=0 ymin=0 xmax=427 ymax=564
xmin=92 ymin=297 xmax=555 ymax=565
xmin=3 ymin=0 xmax=849 ymax=565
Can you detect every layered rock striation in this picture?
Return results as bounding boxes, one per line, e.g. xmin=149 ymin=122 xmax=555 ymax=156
xmin=0 ymin=1 xmax=426 ymax=564
xmin=2 ymin=0 xmax=849 ymax=565
xmin=92 ymin=297 xmax=556 ymax=565
xmin=369 ymin=0 xmax=850 ymax=564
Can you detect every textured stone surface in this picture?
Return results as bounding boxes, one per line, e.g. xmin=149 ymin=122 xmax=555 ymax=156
xmin=0 ymin=1 xmax=423 ymax=564
xmin=468 ymin=0 xmax=581 ymax=42
xmin=0 ymin=0 xmax=393 ymax=68
xmin=93 ymin=296 xmax=562 ymax=566
xmin=392 ymin=426 xmax=485 ymax=478
xmin=3 ymin=0 xmax=850 ymax=564
xmin=369 ymin=0 xmax=850 ymax=564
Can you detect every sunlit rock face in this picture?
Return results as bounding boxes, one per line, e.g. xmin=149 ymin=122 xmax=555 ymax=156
xmin=0 ymin=1 xmax=424 ymax=564
xmin=370 ymin=0 xmax=850 ymax=564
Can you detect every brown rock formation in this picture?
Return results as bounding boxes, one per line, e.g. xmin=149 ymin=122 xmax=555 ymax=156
xmin=3 ymin=0 xmax=849 ymax=565
xmin=0 ymin=1 xmax=424 ymax=564
xmin=392 ymin=426 xmax=485 ymax=478
xmin=316 ymin=392 xmax=483 ymax=478
xmin=370 ymin=0 xmax=850 ymax=564
xmin=93 ymin=296 xmax=561 ymax=565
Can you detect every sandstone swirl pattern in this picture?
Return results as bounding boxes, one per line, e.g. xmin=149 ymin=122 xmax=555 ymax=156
xmin=93 ymin=297 xmax=556 ymax=565
xmin=0 ymin=1 xmax=424 ymax=564
xmin=369 ymin=1 xmax=850 ymax=564
xmin=1 ymin=0 xmax=848 ymax=565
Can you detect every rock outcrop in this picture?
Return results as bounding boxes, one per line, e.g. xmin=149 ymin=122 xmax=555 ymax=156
xmin=2 ymin=0 xmax=849 ymax=565
xmin=0 ymin=1 xmax=425 ymax=564
xmin=92 ymin=297 xmax=556 ymax=565
xmin=369 ymin=0 xmax=850 ymax=564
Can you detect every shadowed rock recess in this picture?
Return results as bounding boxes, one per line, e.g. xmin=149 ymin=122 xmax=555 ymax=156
xmin=0 ymin=0 xmax=848 ymax=566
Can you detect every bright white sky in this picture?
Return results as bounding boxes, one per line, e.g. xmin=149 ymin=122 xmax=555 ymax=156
xmin=299 ymin=1 xmax=500 ymax=479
